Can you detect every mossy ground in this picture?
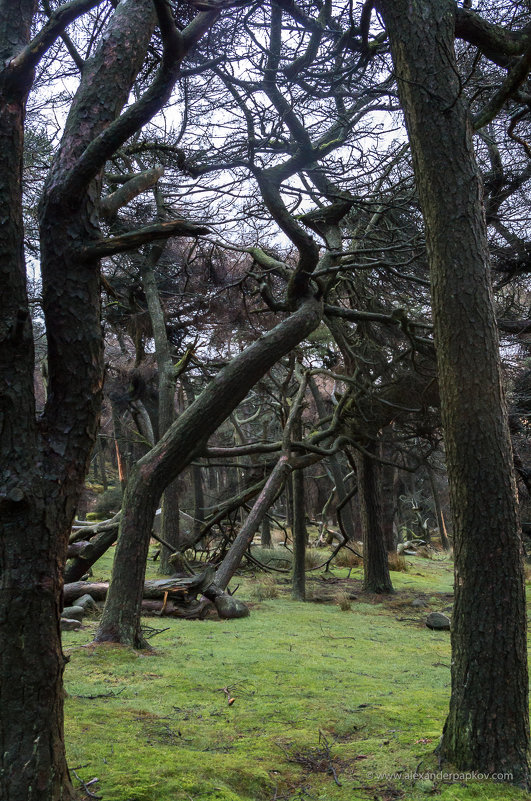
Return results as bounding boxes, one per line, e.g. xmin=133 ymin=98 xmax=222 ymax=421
xmin=64 ymin=548 xmax=530 ymax=801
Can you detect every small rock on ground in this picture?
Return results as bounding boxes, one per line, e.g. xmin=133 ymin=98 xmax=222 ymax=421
xmin=62 ymin=605 xmax=84 ymax=621
xmin=61 ymin=618 xmax=82 ymax=631
xmin=426 ymin=611 xmax=450 ymax=630
xmin=74 ymin=594 xmax=99 ymax=614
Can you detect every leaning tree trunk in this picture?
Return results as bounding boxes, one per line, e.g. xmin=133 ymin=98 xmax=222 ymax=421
xmin=355 ymin=444 xmax=393 ymax=594
xmin=291 ymin=418 xmax=306 ymax=600
xmin=378 ymin=0 xmax=529 ymax=782
xmin=95 ymin=295 xmax=323 ymax=647
xmin=215 ymin=455 xmax=291 ymax=590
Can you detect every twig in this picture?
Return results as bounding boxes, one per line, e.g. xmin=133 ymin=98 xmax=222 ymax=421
xmin=72 ymin=770 xmax=102 ymax=799
xmin=75 ymin=687 xmax=125 ymax=700
xmin=140 ymin=625 xmax=170 ymax=639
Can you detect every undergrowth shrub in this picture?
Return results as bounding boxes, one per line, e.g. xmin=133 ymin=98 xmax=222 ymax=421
xmin=334 ymin=546 xmax=363 ymax=568
xmin=334 ymin=590 xmax=352 ymax=611
xmin=92 ymin=485 xmax=122 ymax=519
xmin=249 ymin=574 xmax=279 ymax=600
xmin=388 ymin=552 xmax=408 ymax=572
xmin=304 ymin=548 xmax=323 ymax=569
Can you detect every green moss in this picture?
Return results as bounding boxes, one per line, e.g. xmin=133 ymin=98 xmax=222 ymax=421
xmin=63 ymin=552 xmax=529 ymax=801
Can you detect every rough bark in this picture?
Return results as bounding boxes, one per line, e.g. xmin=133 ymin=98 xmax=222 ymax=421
xmin=1 ymin=2 xmax=219 ymax=797
xmin=0 ymin=2 xmax=85 ymax=798
xmin=378 ymin=0 xmax=529 ymax=782
xmin=95 ymin=295 xmax=323 ymax=646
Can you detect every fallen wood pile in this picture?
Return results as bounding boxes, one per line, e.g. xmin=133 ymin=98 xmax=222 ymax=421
xmin=62 ymin=569 xmax=249 ymax=620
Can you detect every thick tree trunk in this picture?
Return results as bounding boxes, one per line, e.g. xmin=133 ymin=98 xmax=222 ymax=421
xmin=2 ymin=0 xmax=219 ymax=791
xmin=355 ymin=444 xmax=393 ymax=594
xmin=378 ymin=0 xmax=529 ymax=782
xmin=0 ymin=0 xmax=203 ymax=793
xmin=0 ymin=4 xmax=71 ymax=798
xmin=95 ymin=295 xmax=323 ymax=646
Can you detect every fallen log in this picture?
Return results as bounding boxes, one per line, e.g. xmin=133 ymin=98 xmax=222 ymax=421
xmin=65 ymin=528 xmax=118 ymax=583
xmin=63 ymin=569 xmax=216 ymax=606
xmin=63 ymin=568 xmax=249 ymax=619
xmin=67 ymin=541 xmax=91 ymax=558
xmin=63 ymin=582 xmax=109 ymax=604
xmin=140 ymin=599 xmax=209 ymax=619
xmin=69 ymin=511 xmax=121 ymax=543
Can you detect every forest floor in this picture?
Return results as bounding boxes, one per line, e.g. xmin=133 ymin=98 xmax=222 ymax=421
xmin=63 ymin=545 xmax=531 ymax=801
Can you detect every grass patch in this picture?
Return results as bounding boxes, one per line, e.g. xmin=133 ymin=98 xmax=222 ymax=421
xmin=62 ymin=550 xmax=529 ymax=801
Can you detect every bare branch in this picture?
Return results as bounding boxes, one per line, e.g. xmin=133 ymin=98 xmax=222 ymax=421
xmin=80 ymin=218 xmax=210 ymax=260
xmin=455 ymin=8 xmax=531 ymax=68
xmin=473 ymin=40 xmax=531 ymax=129
xmin=58 ymin=8 xmax=219 ymax=200
xmin=7 ymin=0 xmax=102 ymax=81
xmin=100 ymin=166 xmax=165 ymax=220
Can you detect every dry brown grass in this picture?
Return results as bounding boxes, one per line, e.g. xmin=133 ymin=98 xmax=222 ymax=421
xmin=304 ymin=548 xmax=323 ymax=569
xmin=248 ymin=574 xmax=279 ymax=601
xmin=388 ymin=552 xmax=409 ymax=572
xmin=334 ymin=590 xmax=352 ymax=611
xmin=333 ymin=545 xmax=363 ymax=568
